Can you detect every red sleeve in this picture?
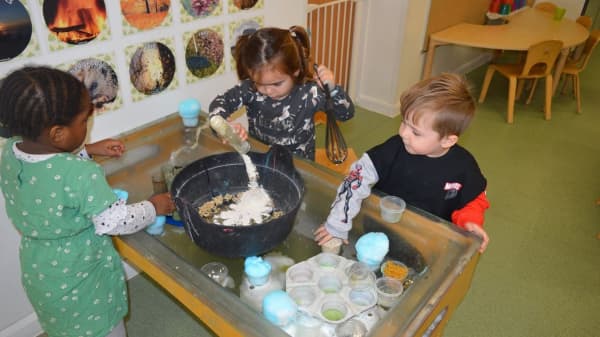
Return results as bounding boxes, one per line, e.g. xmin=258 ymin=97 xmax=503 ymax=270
xmin=451 ymin=191 xmax=490 ymax=229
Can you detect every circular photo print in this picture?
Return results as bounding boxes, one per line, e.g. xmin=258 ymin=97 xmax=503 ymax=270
xmin=68 ymin=58 xmax=119 ymax=110
xmin=0 ymin=1 xmax=32 ymax=62
xmin=233 ymin=0 xmax=258 ymax=10
xmin=186 ymin=29 xmax=224 ymax=78
xmin=230 ymin=19 xmax=259 ymax=55
xmin=182 ymin=0 xmax=219 ymax=18
xmin=121 ymin=0 xmax=170 ymax=30
xmin=130 ymin=42 xmax=175 ymax=95
xmin=43 ymin=0 xmax=107 ymax=45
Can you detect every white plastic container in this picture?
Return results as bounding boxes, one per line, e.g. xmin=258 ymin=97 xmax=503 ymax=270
xmin=379 ymin=196 xmax=406 ymax=223
xmin=321 ymin=237 xmax=343 ymax=255
xmin=375 ymin=277 xmax=403 ymax=309
xmin=285 ymin=253 xmax=377 ymax=325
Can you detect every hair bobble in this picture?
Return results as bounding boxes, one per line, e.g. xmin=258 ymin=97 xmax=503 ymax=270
xmin=289 ymin=30 xmax=297 ymax=38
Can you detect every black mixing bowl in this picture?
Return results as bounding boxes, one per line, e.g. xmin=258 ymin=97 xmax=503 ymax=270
xmin=171 ymin=145 xmax=305 ymax=257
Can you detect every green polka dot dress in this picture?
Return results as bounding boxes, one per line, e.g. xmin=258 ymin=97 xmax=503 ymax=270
xmin=0 ymin=138 xmax=128 ymax=337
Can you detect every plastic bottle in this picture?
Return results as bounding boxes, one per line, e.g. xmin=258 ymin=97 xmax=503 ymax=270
xmin=489 ymin=0 xmax=501 ymax=13
xmin=239 ymin=256 xmax=283 ymax=312
xmin=209 ymin=115 xmax=251 ymax=154
xmin=262 ymin=290 xmax=297 ymax=327
xmin=161 ymin=99 xmax=202 ymax=220
xmin=178 ymin=98 xmax=201 ymax=127
xmin=263 ymin=254 xmax=295 ymax=287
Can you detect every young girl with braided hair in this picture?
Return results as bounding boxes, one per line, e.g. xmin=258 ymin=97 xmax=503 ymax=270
xmin=209 ymin=25 xmax=355 ymax=160
xmin=0 ymin=66 xmax=175 ymax=337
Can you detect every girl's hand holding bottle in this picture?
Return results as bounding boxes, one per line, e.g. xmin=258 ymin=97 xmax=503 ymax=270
xmin=148 ymin=193 xmax=176 ymax=215
xmin=85 ymin=139 xmax=125 ymax=157
xmin=230 ymin=122 xmax=248 ymax=142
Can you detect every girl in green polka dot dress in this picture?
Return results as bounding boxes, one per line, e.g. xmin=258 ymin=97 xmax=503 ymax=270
xmin=0 ymin=67 xmax=176 ymax=337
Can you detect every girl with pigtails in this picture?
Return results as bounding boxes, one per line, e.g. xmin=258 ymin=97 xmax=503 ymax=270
xmin=209 ymin=25 xmax=354 ymax=160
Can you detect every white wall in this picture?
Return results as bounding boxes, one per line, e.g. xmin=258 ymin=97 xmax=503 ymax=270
xmin=349 ymin=0 xmax=409 ymax=117
xmin=0 ymin=1 xmax=306 ymax=336
xmin=548 ymin=0 xmax=585 ymax=19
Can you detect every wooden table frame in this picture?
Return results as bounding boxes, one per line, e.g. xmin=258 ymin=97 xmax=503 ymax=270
xmin=422 ymin=8 xmax=589 ymax=95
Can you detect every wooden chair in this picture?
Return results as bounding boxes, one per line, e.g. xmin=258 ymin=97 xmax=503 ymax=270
xmin=576 ymin=15 xmax=593 ymax=30
xmin=559 ymin=30 xmax=600 ymax=113
xmin=314 ymin=110 xmax=327 ymax=125
xmin=478 ymin=40 xmax=563 ymax=123
xmin=534 ymin=1 xmax=557 ymax=13
xmin=526 ymin=18 xmax=593 ymax=107
xmin=568 ymin=16 xmax=593 ymax=62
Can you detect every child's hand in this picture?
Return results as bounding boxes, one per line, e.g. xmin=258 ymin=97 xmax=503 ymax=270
xmin=313 ymin=64 xmax=335 ymax=90
xmin=230 ymin=122 xmax=248 ymax=141
xmin=86 ymin=139 xmax=125 ymax=157
xmin=149 ymin=193 xmax=176 ymax=215
xmin=464 ymin=222 xmax=489 ymax=253
xmin=313 ymin=225 xmax=348 ymax=246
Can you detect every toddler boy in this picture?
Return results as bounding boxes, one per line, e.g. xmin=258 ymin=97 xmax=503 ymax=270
xmin=314 ymin=73 xmax=490 ymax=253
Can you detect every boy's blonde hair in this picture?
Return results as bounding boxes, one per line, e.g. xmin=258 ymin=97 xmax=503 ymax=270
xmin=400 ymin=73 xmax=475 ymax=138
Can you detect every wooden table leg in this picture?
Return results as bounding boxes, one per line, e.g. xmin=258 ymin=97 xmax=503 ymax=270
xmin=552 ymin=48 xmax=569 ymax=95
xmin=423 ymin=40 xmax=442 ymax=79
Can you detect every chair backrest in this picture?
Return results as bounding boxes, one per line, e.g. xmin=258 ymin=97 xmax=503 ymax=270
xmin=533 ymin=1 xmax=558 ymax=13
xmin=534 ymin=2 xmax=558 ymax=13
xmin=575 ymin=30 xmax=600 ymax=72
xmin=576 ymin=15 xmax=593 ymax=30
xmin=521 ymin=40 xmax=563 ymax=77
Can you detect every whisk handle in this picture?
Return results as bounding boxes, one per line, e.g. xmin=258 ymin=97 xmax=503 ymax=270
xmin=313 ymin=63 xmax=333 ymax=98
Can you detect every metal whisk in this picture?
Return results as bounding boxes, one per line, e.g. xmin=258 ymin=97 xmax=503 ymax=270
xmin=313 ymin=64 xmax=348 ymax=164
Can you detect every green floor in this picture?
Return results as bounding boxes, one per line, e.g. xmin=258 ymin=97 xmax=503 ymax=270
xmin=125 ymin=52 xmax=600 ymax=337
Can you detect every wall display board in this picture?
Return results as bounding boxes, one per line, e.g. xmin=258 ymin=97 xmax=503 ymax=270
xmin=228 ymin=17 xmax=262 ymax=69
xmin=60 ymin=55 xmax=122 ymax=114
xmin=229 ymin=0 xmax=262 ymax=13
xmin=0 ymin=0 xmax=39 ymax=61
xmin=120 ymin=0 xmax=172 ymax=34
xmin=127 ymin=38 xmax=178 ymax=100
xmin=0 ymin=0 xmax=298 ymax=142
xmin=184 ymin=26 xmax=225 ymax=82
xmin=180 ymin=0 xmax=221 ymax=22
xmin=42 ymin=0 xmax=111 ymax=50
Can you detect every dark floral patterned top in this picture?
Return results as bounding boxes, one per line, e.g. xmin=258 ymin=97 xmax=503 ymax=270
xmin=209 ymin=79 xmax=354 ymax=160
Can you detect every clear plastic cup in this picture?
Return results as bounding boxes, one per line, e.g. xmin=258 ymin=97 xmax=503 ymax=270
xmin=375 ymin=277 xmax=404 ymax=309
xmin=379 ymin=196 xmax=406 ymax=223
xmin=346 ymin=261 xmax=372 ymax=284
xmin=320 ymin=296 xmax=348 ymax=323
xmin=321 ymin=237 xmax=342 ymax=254
xmin=201 ymin=262 xmax=229 ymax=286
xmin=335 ymin=319 xmax=367 ymax=337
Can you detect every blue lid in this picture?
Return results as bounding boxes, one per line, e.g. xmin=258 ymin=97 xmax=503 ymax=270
xmin=112 ymin=188 xmax=129 ymax=201
xmin=178 ymin=98 xmax=201 ymax=118
xmin=244 ymin=256 xmax=271 ymax=278
xmin=355 ymin=232 xmax=389 ymax=265
xmin=263 ymin=290 xmax=297 ymax=326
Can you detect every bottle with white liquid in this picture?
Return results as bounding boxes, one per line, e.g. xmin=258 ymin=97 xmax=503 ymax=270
xmin=239 ymin=256 xmax=283 ymax=312
xmin=209 ymin=115 xmax=251 ymax=154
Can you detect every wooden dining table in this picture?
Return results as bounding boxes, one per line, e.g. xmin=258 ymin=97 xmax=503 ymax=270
xmin=422 ymin=7 xmax=590 ymax=95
